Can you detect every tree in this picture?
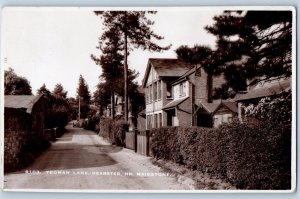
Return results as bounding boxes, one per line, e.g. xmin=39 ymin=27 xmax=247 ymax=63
xmin=37 ymin=84 xmax=70 ymax=129
xmin=52 ymin=83 xmax=68 ymax=99
xmin=205 ymin=10 xmax=292 ymax=98
xmin=76 ymin=75 xmax=91 ymax=119
xmin=4 ymin=68 xmax=32 ymax=95
xmin=91 ymin=28 xmax=124 ymax=118
xmin=93 ymin=11 xmax=170 ymax=121
xmin=37 ymin=83 xmax=50 ymax=96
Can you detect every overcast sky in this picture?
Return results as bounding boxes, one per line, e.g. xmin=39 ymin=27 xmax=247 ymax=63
xmin=2 ymin=7 xmax=223 ymax=98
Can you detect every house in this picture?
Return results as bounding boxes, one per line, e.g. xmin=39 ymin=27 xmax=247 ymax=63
xmin=104 ymin=87 xmax=145 ymax=131
xmin=4 ymin=94 xmax=46 ymax=171
xmin=234 ymin=77 xmax=291 ymax=121
xmin=142 ymin=58 xmax=238 ymax=129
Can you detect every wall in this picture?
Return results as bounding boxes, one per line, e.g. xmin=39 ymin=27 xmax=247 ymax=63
xmin=177 ymin=97 xmax=193 ymax=126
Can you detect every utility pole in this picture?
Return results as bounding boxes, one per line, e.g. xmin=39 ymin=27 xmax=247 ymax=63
xmin=78 ymin=96 xmax=81 ymax=122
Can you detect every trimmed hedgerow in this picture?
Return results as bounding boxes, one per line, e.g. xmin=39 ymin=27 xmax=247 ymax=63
xmin=99 ymin=118 xmax=128 ymax=146
xmin=150 ymin=121 xmax=291 ymax=190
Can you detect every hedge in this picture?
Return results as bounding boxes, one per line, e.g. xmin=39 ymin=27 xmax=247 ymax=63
xmin=150 ymin=121 xmax=291 ymax=190
xmin=99 ymin=118 xmax=129 ymax=146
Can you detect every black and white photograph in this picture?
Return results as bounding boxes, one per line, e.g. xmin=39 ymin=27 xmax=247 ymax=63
xmin=1 ymin=7 xmax=296 ymax=192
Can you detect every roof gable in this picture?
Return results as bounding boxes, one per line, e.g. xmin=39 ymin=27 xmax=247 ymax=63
xmin=197 ymin=101 xmax=238 ymax=114
xmin=142 ymin=58 xmax=193 ymax=87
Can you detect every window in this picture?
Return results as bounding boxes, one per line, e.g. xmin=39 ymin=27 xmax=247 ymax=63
xmin=154 ymin=114 xmax=157 ymax=128
xmin=154 ymin=82 xmax=157 ymax=101
xmin=159 ymin=113 xmax=162 ymax=127
xmin=150 ymin=85 xmax=153 ymax=102
xmin=179 ymin=83 xmax=186 ymax=96
xmin=166 ymin=82 xmax=172 ymax=98
xmin=228 ymin=116 xmax=232 ymax=123
xmin=147 ymin=115 xmax=153 ymax=129
xmin=145 ymin=87 xmax=148 ymax=103
xmin=158 ymin=80 xmax=161 ymax=100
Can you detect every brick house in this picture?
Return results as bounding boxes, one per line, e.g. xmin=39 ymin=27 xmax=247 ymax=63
xmin=142 ymin=58 xmax=238 ymax=129
xmin=4 ymin=94 xmax=47 ymax=172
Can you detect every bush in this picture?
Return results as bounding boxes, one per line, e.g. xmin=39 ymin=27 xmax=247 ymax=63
xmin=150 ymin=121 xmax=291 ymax=190
xmin=221 ymin=121 xmax=291 ymax=189
xmin=99 ymin=118 xmax=128 ymax=146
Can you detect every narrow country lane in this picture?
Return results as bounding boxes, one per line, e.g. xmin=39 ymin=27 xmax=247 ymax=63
xmin=4 ymin=122 xmax=189 ymax=191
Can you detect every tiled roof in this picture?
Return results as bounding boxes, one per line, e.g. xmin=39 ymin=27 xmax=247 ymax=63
xmin=198 ymin=102 xmax=220 ymax=113
xmin=142 ymin=58 xmax=193 ymax=87
xmin=4 ymin=95 xmax=43 ymax=114
xmin=196 ymin=101 xmax=238 ymax=114
xmin=235 ymin=79 xmax=291 ymax=101
xmin=163 ymin=97 xmax=189 ymax=110
xmin=149 ymin=58 xmax=193 ymax=77
xmin=222 ymin=102 xmax=238 ymax=113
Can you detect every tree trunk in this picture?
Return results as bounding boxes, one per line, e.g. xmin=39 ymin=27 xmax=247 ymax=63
xmin=124 ymin=11 xmax=128 ymax=122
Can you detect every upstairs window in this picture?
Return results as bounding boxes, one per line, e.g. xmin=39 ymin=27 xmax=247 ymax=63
xmin=166 ymin=82 xmax=172 ymax=98
xmin=158 ymin=80 xmax=161 ymax=100
xmin=179 ymin=83 xmax=186 ymax=97
xmin=150 ymin=85 xmax=153 ymax=102
xmin=145 ymin=87 xmax=148 ymax=103
xmin=154 ymin=82 xmax=158 ymax=101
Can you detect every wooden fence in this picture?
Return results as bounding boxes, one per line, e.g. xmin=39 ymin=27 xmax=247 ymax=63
xmin=125 ymin=131 xmax=135 ymax=150
xmin=125 ymin=130 xmax=150 ymax=156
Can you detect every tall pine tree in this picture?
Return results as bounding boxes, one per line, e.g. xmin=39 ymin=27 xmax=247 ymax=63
xmin=76 ymin=75 xmax=91 ymax=118
xmin=93 ymin=11 xmax=170 ymax=121
xmin=205 ymin=10 xmax=292 ymax=98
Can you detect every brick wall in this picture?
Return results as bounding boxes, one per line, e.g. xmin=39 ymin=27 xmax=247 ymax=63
xmin=177 ymin=98 xmax=193 ymax=126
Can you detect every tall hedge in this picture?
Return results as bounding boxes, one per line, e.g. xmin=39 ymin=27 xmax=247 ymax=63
xmin=99 ymin=118 xmax=128 ymax=146
xmin=150 ymin=121 xmax=291 ymax=190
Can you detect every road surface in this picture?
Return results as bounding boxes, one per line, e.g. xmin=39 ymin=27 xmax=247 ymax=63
xmin=3 ymin=123 xmax=189 ymax=191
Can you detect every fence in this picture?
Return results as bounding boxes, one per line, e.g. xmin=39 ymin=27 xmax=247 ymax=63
xmin=125 ymin=130 xmax=150 ymax=156
xmin=125 ymin=131 xmax=135 ymax=150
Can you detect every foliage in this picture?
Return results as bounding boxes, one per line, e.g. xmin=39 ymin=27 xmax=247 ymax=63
xmin=37 ymin=84 xmax=70 ymax=129
xmin=205 ymin=11 xmax=292 ymax=98
xmin=66 ymin=97 xmax=78 ymax=120
xmin=150 ymin=122 xmax=291 ymax=189
xmin=4 ymin=68 xmax=32 ymax=95
xmin=99 ymin=118 xmax=128 ymax=146
xmin=52 ymin=83 xmax=68 ymax=98
xmin=76 ymin=75 xmax=91 ymax=118
xmin=93 ymin=11 xmax=170 ymax=120
xmin=244 ymin=91 xmax=291 ymax=125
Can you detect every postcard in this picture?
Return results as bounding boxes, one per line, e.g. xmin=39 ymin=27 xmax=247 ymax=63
xmin=1 ymin=6 xmax=296 ymax=193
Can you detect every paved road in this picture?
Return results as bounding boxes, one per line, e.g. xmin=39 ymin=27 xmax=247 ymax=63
xmin=4 ymin=123 xmax=188 ymax=191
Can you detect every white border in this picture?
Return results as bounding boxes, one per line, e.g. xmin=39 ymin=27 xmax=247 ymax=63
xmin=0 ymin=6 xmax=297 ymax=193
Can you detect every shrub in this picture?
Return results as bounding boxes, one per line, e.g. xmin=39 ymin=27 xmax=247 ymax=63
xmin=150 ymin=121 xmax=291 ymax=190
xmin=99 ymin=118 xmax=128 ymax=146
xmin=222 ymin=121 xmax=291 ymax=189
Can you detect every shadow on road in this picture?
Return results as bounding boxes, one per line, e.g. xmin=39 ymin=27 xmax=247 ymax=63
xmin=6 ymin=125 xmax=124 ymax=174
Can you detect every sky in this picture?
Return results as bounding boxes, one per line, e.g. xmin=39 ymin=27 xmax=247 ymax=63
xmin=2 ymin=7 xmax=223 ymax=98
